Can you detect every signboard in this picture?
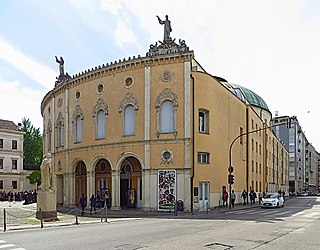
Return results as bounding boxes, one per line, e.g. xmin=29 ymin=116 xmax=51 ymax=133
xmin=158 ymin=170 xmax=176 ymax=210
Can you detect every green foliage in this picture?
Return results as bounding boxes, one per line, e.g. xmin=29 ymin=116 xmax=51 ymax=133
xmin=27 ymin=170 xmax=41 ymax=185
xmin=21 ymin=118 xmax=43 ymax=167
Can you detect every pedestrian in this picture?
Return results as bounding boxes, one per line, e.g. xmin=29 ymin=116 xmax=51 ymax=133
xmin=222 ymin=190 xmax=228 ymax=207
xmin=249 ymin=190 xmax=256 ymax=205
xmin=231 ymin=190 xmax=236 ymax=208
xmin=282 ymin=190 xmax=285 ymax=202
xmin=241 ymin=189 xmax=247 ymax=205
xmin=79 ymin=193 xmax=87 ymax=215
xmin=105 ymin=189 xmax=110 ymax=209
xmin=90 ymin=194 xmax=97 ymax=215
xmin=96 ymin=191 xmax=101 ymax=208
xmin=259 ymin=190 xmax=264 ymax=205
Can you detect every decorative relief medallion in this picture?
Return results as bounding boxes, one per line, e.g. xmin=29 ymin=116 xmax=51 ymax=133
xmin=160 ymin=70 xmax=175 ymax=83
xmin=57 ymin=98 xmax=63 ymax=108
xmin=161 ymin=149 xmax=174 ymax=165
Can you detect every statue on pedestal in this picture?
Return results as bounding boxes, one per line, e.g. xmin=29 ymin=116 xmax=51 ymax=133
xmin=157 ymin=15 xmax=172 ymax=43
xmin=39 ymin=153 xmax=54 ymax=191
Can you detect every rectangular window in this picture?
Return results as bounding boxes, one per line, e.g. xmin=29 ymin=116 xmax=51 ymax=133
xmin=259 ymin=163 xmax=261 ymax=174
xmin=256 ymin=142 xmax=258 ymax=153
xmin=12 ymin=159 xmax=17 ymax=170
xmin=198 ymin=110 xmax=209 ymax=133
xmin=12 ymin=140 xmax=17 ymax=150
xmin=0 ymin=180 xmax=3 ymax=189
xmin=11 ymin=181 xmax=17 ymax=189
xmin=197 ymin=152 xmax=210 ymax=164
xmin=252 ymin=139 xmax=254 ymax=150
xmin=252 ymin=160 xmax=254 ymax=172
xmin=256 ymin=162 xmax=258 ymax=173
xmin=252 ymin=119 xmax=254 ymax=130
xmin=0 ymin=139 xmax=3 ymax=148
xmin=0 ymin=159 xmax=3 ymax=169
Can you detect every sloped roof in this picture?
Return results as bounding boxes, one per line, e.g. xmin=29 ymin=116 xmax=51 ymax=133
xmin=0 ymin=119 xmax=19 ymax=131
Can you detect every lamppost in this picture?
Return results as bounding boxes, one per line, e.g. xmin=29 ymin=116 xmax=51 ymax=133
xmin=228 ymin=120 xmax=289 ymax=209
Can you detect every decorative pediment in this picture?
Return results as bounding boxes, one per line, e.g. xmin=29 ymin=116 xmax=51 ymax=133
xmin=155 ymin=88 xmax=178 ymax=110
xmin=118 ymin=93 xmax=139 ymax=113
xmin=92 ymin=98 xmax=108 ymax=117
xmin=72 ymin=105 xmax=84 ymax=123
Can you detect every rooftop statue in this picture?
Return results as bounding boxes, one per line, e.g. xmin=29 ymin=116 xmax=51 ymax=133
xmin=55 ymin=56 xmax=65 ymax=77
xmin=157 ymin=15 xmax=172 ymax=43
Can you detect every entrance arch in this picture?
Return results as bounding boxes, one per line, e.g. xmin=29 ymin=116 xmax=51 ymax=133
xmin=75 ymin=161 xmax=87 ymax=205
xmin=120 ymin=157 xmax=142 ymax=209
xmin=95 ymin=159 xmax=112 ymax=208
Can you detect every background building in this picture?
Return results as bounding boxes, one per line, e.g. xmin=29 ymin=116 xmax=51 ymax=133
xmin=0 ymin=119 xmax=34 ymax=193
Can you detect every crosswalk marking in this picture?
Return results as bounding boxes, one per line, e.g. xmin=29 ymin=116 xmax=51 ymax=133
xmin=0 ymin=244 xmax=15 ymax=248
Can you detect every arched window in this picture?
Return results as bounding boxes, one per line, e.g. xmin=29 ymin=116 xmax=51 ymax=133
xmin=55 ymin=112 xmax=64 ymax=147
xmin=97 ymin=110 xmax=105 ymax=139
xmin=124 ymin=105 xmax=135 ymax=136
xmin=76 ymin=116 xmax=82 ymax=142
xmin=161 ymin=100 xmax=174 ymax=133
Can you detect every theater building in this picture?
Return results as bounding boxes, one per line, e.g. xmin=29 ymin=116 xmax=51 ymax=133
xmin=41 ymin=20 xmax=288 ymax=211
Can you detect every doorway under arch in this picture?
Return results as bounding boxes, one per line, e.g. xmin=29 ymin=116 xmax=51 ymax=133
xmin=75 ymin=161 xmax=87 ymax=205
xmin=95 ymin=159 xmax=112 ymax=208
xmin=120 ymin=157 xmax=142 ymax=209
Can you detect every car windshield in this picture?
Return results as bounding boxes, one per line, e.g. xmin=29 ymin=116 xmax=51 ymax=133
xmin=265 ymin=194 xmax=278 ymax=199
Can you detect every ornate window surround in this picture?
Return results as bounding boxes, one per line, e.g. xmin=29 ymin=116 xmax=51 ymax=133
xmin=55 ymin=112 xmax=64 ymax=147
xmin=155 ymin=88 xmax=178 ymax=137
xmin=47 ymin=120 xmax=52 ymax=152
xmin=119 ymin=93 xmax=139 ymax=136
xmin=92 ymin=98 xmax=108 ymax=139
xmin=72 ymin=105 xmax=84 ymax=143
xmin=161 ymin=149 xmax=174 ymax=165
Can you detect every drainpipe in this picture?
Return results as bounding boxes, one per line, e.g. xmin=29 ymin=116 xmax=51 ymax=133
xmin=190 ymin=73 xmax=195 ymax=214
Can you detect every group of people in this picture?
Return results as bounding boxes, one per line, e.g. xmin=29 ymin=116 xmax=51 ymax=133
xmin=223 ymin=189 xmax=286 ymax=207
xmin=79 ymin=189 xmax=111 ymax=215
xmin=0 ymin=190 xmax=37 ymax=204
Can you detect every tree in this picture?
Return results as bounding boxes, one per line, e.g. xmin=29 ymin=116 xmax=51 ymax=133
xmin=26 ymin=170 xmax=41 ymax=187
xmin=21 ymin=118 xmax=43 ymax=168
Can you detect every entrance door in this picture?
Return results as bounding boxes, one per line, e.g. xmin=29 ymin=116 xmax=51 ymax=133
xmin=199 ymin=182 xmax=210 ymax=211
xmin=120 ymin=179 xmax=130 ymax=208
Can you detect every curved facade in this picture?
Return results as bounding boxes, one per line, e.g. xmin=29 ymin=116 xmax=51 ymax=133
xmin=41 ymin=40 xmax=288 ymax=212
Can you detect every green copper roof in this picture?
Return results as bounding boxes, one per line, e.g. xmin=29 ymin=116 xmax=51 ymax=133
xmin=231 ymin=84 xmax=269 ymax=111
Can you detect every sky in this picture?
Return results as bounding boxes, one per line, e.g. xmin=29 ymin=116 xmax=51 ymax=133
xmin=0 ymin=0 xmax=319 ymax=149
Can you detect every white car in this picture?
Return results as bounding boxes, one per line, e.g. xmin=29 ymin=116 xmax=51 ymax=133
xmin=261 ymin=193 xmax=284 ymax=208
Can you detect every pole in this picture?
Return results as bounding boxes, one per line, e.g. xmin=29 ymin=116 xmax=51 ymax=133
xmin=75 ymin=207 xmax=79 ymax=225
xmin=3 ymin=208 xmax=6 ymax=232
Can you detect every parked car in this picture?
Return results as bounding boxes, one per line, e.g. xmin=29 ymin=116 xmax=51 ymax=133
xmin=261 ymin=193 xmax=284 ymax=208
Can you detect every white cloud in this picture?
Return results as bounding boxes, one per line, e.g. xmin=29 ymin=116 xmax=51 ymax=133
xmin=0 ymin=38 xmax=56 ymax=90
xmin=0 ymin=79 xmax=44 ymax=130
xmin=100 ymin=0 xmax=123 ymax=14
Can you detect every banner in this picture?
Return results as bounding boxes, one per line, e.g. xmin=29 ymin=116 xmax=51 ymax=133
xmin=158 ymin=170 xmax=176 ymax=210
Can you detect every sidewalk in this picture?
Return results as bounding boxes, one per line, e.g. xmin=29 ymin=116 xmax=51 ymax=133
xmin=0 ymin=201 xmax=260 ymax=232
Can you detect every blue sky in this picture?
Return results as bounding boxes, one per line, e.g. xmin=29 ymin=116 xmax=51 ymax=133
xmin=1 ymin=0 xmax=320 ymax=149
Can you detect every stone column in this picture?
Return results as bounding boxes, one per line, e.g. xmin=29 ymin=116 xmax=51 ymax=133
xmin=87 ymin=171 xmax=95 ymax=201
xmin=142 ymin=169 xmax=151 ymax=211
xmin=111 ymin=170 xmax=120 ymax=210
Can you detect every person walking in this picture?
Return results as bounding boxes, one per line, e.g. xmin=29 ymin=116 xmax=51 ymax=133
xmin=241 ymin=189 xmax=247 ymax=205
xmin=258 ymin=190 xmax=264 ymax=205
xmin=79 ymin=193 xmax=87 ymax=215
xmin=222 ymin=190 xmax=228 ymax=207
xmin=90 ymin=194 xmax=97 ymax=215
xmin=231 ymin=190 xmax=236 ymax=208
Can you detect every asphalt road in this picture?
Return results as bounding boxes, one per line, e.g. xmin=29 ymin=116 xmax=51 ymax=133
xmin=1 ymin=197 xmax=320 ymax=250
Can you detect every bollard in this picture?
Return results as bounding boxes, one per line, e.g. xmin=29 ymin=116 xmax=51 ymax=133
xmin=174 ymin=201 xmax=177 ymax=216
xmin=206 ymin=201 xmax=208 ymax=214
xmin=75 ymin=207 xmax=79 ymax=225
xmin=105 ymin=206 xmax=108 ymax=223
xmin=39 ymin=208 xmax=43 ymax=229
xmin=3 ymin=209 xmax=6 ymax=232
xmin=218 ymin=200 xmax=221 ymax=213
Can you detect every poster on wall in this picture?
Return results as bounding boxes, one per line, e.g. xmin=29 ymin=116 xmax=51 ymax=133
xmin=158 ymin=169 xmax=176 ymax=210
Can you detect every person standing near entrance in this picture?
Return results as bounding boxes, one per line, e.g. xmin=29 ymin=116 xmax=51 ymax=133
xmin=90 ymin=194 xmax=97 ymax=215
xmin=241 ymin=189 xmax=247 ymax=205
xmin=79 ymin=193 xmax=87 ymax=215
xmin=222 ymin=190 xmax=228 ymax=207
xmin=105 ymin=189 xmax=110 ymax=209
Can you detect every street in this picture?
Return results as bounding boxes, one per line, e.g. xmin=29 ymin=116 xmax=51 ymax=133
xmin=1 ymin=197 xmax=320 ymax=249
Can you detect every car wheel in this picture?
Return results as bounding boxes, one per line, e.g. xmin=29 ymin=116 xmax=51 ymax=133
xmin=277 ymin=202 xmax=279 ymax=208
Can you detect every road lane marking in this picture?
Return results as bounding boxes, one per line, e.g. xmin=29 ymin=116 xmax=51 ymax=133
xmin=0 ymin=244 xmax=15 ymax=248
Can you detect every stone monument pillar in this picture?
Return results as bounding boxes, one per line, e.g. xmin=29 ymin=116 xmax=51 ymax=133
xmin=36 ymin=153 xmax=57 ymax=221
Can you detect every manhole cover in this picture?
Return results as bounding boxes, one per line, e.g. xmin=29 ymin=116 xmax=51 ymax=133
xmin=204 ymin=242 xmax=233 ymax=249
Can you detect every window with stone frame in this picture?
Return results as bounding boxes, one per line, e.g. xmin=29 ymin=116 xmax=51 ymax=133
xmin=197 ymin=152 xmax=210 ymax=164
xmin=72 ymin=105 xmax=84 ymax=143
xmin=92 ymin=98 xmax=108 ymax=140
xmin=199 ymin=109 xmax=209 ymax=133
xmin=12 ymin=159 xmax=17 ymax=170
xmin=55 ymin=112 xmax=64 ymax=147
xmin=0 ymin=158 xmax=3 ymax=169
xmin=118 ymin=93 xmax=139 ymax=137
xmin=12 ymin=140 xmax=17 ymax=150
xmin=11 ymin=180 xmax=17 ymax=189
xmin=155 ymin=88 xmax=178 ymax=136
xmin=0 ymin=180 xmax=3 ymax=189
xmin=0 ymin=139 xmax=3 ymax=148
